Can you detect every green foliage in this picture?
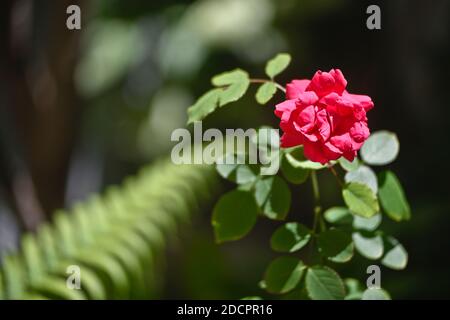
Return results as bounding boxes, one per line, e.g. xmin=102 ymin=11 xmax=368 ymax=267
xmin=361 ymin=131 xmax=399 ymax=165
xmin=263 ymin=256 xmax=305 ymax=294
xmin=342 ymin=182 xmax=379 ymax=218
xmin=265 ymin=53 xmax=291 ymax=79
xmin=324 ymin=207 xmax=353 ymax=225
xmin=352 ymin=233 xmax=384 ymax=260
xmin=270 ymin=223 xmax=311 ymax=253
xmin=317 ymin=229 xmax=354 ymax=263
xmin=378 ymin=171 xmax=411 ymax=221
xmin=345 ymin=165 xmax=378 ymax=193
xmin=0 ymin=161 xmax=216 ymax=300
xmin=338 ymin=157 xmax=360 ymax=172
xmin=281 ymin=152 xmax=310 ymax=184
xmin=362 ymin=288 xmax=391 ymax=300
xmin=254 ymin=176 xmax=291 ymax=220
xmin=256 ymin=82 xmax=277 ymax=104
xmin=212 ymin=190 xmax=258 ymax=243
xmin=305 ymin=266 xmax=345 ymax=300
xmin=187 ymin=69 xmax=250 ymax=124
xmin=187 ymin=54 xmax=411 ymax=300
xmin=381 ymin=237 xmax=408 ymax=270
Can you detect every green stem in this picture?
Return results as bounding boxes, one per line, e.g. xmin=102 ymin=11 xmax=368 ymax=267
xmin=250 ymin=78 xmax=286 ymax=93
xmin=311 ymin=171 xmax=324 ymax=233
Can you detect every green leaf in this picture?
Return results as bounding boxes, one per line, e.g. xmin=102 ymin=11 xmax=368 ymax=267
xmin=263 ymin=256 xmax=306 ymax=294
xmin=270 ymin=223 xmax=311 ymax=253
xmin=187 ymin=69 xmax=249 ymax=124
xmin=381 ymin=237 xmax=408 ymax=270
xmin=212 ymin=190 xmax=258 ymax=243
xmin=352 ymin=232 xmax=384 ymax=260
xmin=281 ymin=152 xmax=310 ymax=184
xmin=353 ymin=213 xmax=382 ymax=231
xmin=216 ymin=154 xmax=258 ymax=185
xmin=378 ymin=171 xmax=411 ymax=221
xmin=187 ymin=88 xmax=221 ymax=124
xmin=361 ymin=131 xmax=399 ymax=165
xmin=338 ymin=157 xmax=360 ymax=172
xmin=256 ymin=82 xmax=277 ymax=104
xmin=344 ymin=278 xmax=364 ymax=300
xmin=284 ymin=147 xmax=326 ymax=170
xmin=345 ymin=165 xmax=378 ymax=193
xmin=362 ymin=288 xmax=391 ymax=300
xmin=265 ymin=53 xmax=291 ymax=78
xmin=254 ymin=176 xmax=291 ymax=220
xmin=212 ymin=69 xmax=250 ymax=106
xmin=317 ymin=229 xmax=354 ymax=263
xmin=305 ymin=266 xmax=345 ymax=300
xmin=342 ymin=182 xmax=379 ymax=218
xmin=324 ymin=207 xmax=353 ymax=225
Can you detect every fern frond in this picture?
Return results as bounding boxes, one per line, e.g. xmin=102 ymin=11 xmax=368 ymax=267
xmin=0 ymin=161 xmax=216 ymax=299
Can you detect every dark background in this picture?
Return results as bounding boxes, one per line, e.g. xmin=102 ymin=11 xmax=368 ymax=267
xmin=0 ymin=0 xmax=449 ymax=299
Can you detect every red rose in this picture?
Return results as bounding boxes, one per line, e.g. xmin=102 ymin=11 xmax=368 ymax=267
xmin=275 ymin=69 xmax=373 ymax=164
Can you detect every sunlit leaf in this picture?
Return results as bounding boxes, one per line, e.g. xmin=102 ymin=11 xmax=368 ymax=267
xmin=361 ymin=131 xmax=399 ymax=165
xmin=378 ymin=171 xmax=411 ymax=221
xmin=342 ymin=183 xmax=379 ymax=218
xmin=263 ymin=256 xmax=306 ymax=294
xmin=271 ymin=222 xmax=311 ymax=253
xmin=256 ymin=82 xmax=277 ymax=104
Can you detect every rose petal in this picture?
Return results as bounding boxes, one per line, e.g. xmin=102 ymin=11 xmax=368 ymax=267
xmin=280 ymin=132 xmax=304 ymax=148
xmin=315 ymin=109 xmax=331 ymax=141
xmin=286 ymin=79 xmax=310 ymax=100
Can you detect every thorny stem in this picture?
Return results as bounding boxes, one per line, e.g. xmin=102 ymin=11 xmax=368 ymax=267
xmin=250 ymin=78 xmax=286 ymax=93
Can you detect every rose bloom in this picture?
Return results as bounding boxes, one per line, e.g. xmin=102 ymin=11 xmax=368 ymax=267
xmin=274 ymin=69 xmax=374 ymax=164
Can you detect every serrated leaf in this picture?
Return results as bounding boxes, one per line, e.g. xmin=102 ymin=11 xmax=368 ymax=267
xmin=256 ymin=82 xmax=277 ymax=104
xmin=270 ymin=222 xmax=311 ymax=253
xmin=265 ymin=53 xmax=291 ymax=78
xmin=317 ymin=229 xmax=354 ymax=263
xmin=361 ymin=131 xmax=399 ymax=165
xmin=342 ymin=182 xmax=379 ymax=218
xmin=254 ymin=176 xmax=291 ymax=220
xmin=345 ymin=165 xmax=378 ymax=193
xmin=378 ymin=170 xmax=411 ymax=221
xmin=212 ymin=190 xmax=258 ymax=243
xmin=306 ymin=266 xmax=345 ymax=300
xmin=324 ymin=207 xmax=353 ymax=225
xmin=352 ymin=232 xmax=384 ymax=260
xmin=263 ymin=256 xmax=305 ymax=294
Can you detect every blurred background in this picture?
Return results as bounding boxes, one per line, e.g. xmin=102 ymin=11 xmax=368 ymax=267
xmin=0 ymin=0 xmax=449 ymax=299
